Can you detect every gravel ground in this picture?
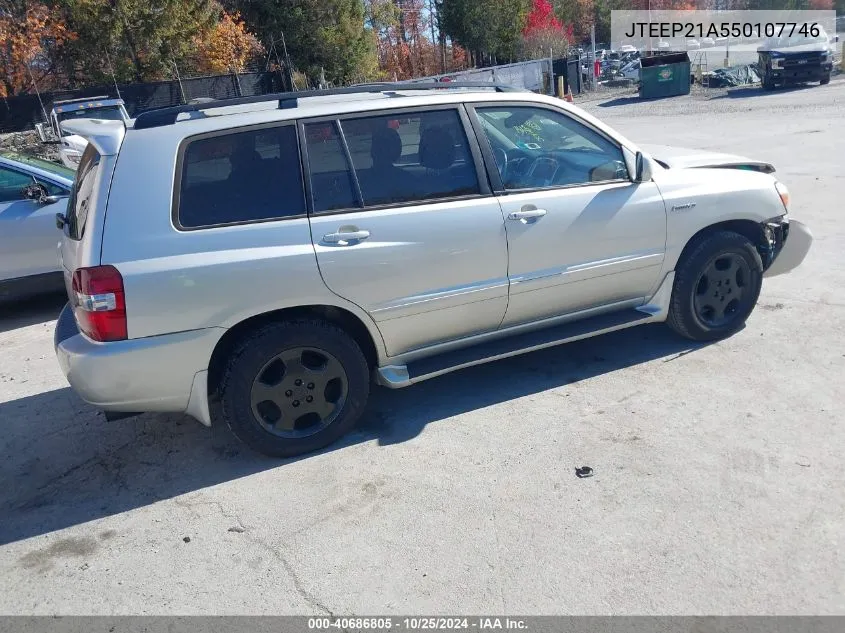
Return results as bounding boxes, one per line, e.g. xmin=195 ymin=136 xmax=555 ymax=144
xmin=1 ymin=79 xmax=844 ymax=615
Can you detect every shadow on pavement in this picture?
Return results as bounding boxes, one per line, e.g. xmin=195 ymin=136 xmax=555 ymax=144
xmin=0 ymin=323 xmax=706 ymax=546
xmin=0 ymin=292 xmax=66 ymax=335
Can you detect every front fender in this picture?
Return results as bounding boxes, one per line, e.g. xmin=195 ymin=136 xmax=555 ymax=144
xmin=654 ymin=167 xmax=787 ymax=272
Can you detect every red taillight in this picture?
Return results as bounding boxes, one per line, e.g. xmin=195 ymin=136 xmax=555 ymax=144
xmin=71 ymin=265 xmax=127 ymax=342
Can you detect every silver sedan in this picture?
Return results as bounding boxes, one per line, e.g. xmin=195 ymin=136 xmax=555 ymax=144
xmin=0 ymin=154 xmax=73 ymax=300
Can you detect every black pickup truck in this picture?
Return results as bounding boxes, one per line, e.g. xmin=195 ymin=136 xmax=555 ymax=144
xmin=758 ymin=30 xmax=835 ymax=90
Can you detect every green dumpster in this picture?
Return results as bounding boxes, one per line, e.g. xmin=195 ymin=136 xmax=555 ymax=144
xmin=639 ymin=52 xmax=691 ymax=99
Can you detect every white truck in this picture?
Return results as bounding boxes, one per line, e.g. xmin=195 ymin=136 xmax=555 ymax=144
xmin=36 ymin=96 xmax=130 ymax=169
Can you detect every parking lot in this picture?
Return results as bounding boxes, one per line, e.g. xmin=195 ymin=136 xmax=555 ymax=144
xmin=1 ymin=79 xmax=844 ymax=615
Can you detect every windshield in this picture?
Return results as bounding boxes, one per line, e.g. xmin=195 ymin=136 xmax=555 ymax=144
xmin=57 ymin=106 xmax=126 ymax=125
xmin=2 ymin=154 xmax=75 ymax=180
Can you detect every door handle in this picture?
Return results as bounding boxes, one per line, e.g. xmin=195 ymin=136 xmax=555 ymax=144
xmin=508 ymin=208 xmax=547 ymax=222
xmin=322 ymin=228 xmax=371 ymax=245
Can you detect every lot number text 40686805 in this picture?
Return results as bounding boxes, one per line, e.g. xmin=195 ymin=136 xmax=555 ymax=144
xmin=307 ymin=617 xmax=528 ymax=631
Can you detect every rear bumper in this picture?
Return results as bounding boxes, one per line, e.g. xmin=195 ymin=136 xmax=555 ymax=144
xmin=764 ymin=219 xmax=812 ymax=278
xmin=54 ymin=303 xmax=222 ymax=419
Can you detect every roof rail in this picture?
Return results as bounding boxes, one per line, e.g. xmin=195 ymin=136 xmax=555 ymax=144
xmin=133 ymin=82 xmax=523 ymax=130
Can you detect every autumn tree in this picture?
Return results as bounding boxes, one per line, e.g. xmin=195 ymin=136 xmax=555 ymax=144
xmin=194 ymin=10 xmax=264 ymax=74
xmin=0 ymin=2 xmax=74 ymax=97
xmin=553 ymin=0 xmax=596 ymax=43
xmin=522 ymin=0 xmax=572 ymax=58
xmin=366 ymin=0 xmax=462 ymax=79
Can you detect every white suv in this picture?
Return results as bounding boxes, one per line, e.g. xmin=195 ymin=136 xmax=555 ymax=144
xmin=53 ymin=83 xmax=812 ymax=457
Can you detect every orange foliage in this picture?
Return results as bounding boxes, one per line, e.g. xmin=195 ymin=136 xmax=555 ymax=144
xmin=194 ymin=11 xmax=264 ymax=74
xmin=0 ymin=3 xmax=75 ymax=97
xmin=376 ymin=0 xmax=468 ymax=80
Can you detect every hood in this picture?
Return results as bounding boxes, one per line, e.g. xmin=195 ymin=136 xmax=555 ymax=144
xmin=640 ymin=144 xmax=776 ymax=174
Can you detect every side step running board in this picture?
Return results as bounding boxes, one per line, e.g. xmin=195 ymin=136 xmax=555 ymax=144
xmin=377 ymin=308 xmax=654 ymax=388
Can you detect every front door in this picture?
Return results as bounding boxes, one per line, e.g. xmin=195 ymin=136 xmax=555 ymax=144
xmin=469 ymin=103 xmax=667 ymax=327
xmin=302 ymin=106 xmax=509 ymax=357
xmin=0 ymin=165 xmax=68 ymax=282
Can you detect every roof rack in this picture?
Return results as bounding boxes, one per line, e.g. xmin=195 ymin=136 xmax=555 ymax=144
xmin=133 ymin=82 xmax=523 ymax=130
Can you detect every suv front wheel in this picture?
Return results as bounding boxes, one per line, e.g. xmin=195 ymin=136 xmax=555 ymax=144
xmin=220 ymin=320 xmax=370 ymax=457
xmin=667 ymin=231 xmax=764 ymax=342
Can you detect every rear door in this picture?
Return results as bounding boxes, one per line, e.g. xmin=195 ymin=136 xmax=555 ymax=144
xmin=302 ymin=105 xmax=509 ymax=357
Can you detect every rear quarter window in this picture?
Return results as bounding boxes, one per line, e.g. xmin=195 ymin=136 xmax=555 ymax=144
xmin=176 ymin=124 xmax=305 ymax=229
xmin=66 ymin=143 xmax=101 ymax=241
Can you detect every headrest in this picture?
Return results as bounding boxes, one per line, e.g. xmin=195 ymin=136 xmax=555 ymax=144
xmin=370 ymin=126 xmax=402 ymax=166
xmin=419 ymin=126 xmax=456 ymax=170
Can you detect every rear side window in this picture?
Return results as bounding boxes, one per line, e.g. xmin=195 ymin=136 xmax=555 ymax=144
xmin=342 ymin=110 xmax=479 ymax=206
xmin=177 ymin=124 xmax=305 ymax=229
xmin=66 ymin=143 xmax=101 ymax=240
xmin=303 ymin=108 xmax=480 ymax=212
xmin=302 ymin=121 xmax=358 ymax=212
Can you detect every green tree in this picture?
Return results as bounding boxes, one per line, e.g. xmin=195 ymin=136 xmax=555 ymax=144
xmin=225 ymin=0 xmax=379 ymax=84
xmin=56 ymin=0 xmax=219 ymax=84
xmin=441 ymin=0 xmax=530 ymax=63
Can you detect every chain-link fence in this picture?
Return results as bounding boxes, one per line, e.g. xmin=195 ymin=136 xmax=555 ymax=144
xmin=405 ymin=59 xmax=557 ymax=95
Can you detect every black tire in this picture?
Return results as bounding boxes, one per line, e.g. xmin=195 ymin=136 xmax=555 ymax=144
xmin=820 ymin=74 xmax=830 ymax=85
xmin=220 ymin=319 xmax=370 ymax=458
xmin=667 ymin=231 xmax=763 ymax=342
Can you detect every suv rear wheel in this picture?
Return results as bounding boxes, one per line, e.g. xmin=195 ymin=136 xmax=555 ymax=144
xmin=220 ymin=320 xmax=370 ymax=457
xmin=667 ymin=231 xmax=763 ymax=342
xmin=820 ymin=74 xmax=830 ymax=85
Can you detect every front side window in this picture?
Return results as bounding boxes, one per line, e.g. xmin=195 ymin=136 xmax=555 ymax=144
xmin=177 ymin=124 xmax=305 ymax=228
xmin=475 ymin=106 xmax=629 ymax=190
xmin=303 ymin=108 xmax=480 ymax=212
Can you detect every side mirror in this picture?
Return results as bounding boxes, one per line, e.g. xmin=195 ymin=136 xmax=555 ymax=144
xmin=634 ymin=151 xmax=653 ymax=182
xmin=22 ymin=182 xmax=61 ymax=204
xmin=590 ymin=160 xmax=628 ymax=182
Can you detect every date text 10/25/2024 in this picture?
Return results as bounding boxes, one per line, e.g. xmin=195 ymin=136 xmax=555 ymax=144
xmin=308 ymin=618 xmax=528 ymax=631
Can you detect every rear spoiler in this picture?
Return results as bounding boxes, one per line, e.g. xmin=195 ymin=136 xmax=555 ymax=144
xmin=59 ymin=119 xmax=126 ymax=156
